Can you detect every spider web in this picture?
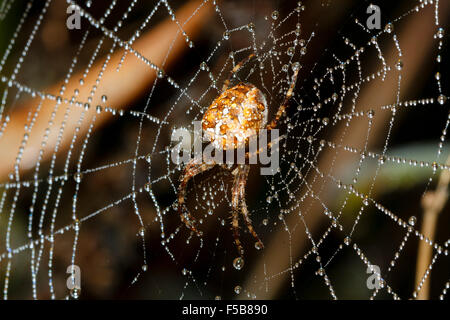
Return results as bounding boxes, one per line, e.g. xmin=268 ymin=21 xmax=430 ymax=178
xmin=0 ymin=0 xmax=449 ymax=300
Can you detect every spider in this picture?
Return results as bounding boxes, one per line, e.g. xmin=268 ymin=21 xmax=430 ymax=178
xmin=178 ymin=53 xmax=300 ymax=257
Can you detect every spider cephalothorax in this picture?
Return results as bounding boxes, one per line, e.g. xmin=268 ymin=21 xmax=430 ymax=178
xmin=178 ymin=53 xmax=299 ymax=257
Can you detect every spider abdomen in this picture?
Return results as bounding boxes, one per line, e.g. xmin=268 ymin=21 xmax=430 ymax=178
xmin=202 ymin=83 xmax=268 ymax=150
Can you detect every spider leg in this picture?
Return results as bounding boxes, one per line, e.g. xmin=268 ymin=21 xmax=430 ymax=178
xmin=222 ymin=53 xmax=256 ymax=91
xmin=231 ymin=165 xmax=245 ymax=256
xmin=178 ymin=159 xmax=215 ymax=236
xmin=266 ymin=66 xmax=300 ymax=130
xmin=238 ymin=165 xmax=264 ymax=249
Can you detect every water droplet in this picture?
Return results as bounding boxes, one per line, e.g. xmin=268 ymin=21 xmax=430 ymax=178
xmin=74 ymin=173 xmax=83 ymax=183
xmin=70 ymin=287 xmax=80 ymax=299
xmin=255 ymin=242 xmax=263 ymax=250
xmin=223 ymin=31 xmax=230 ymax=40
xmin=363 ymin=196 xmax=369 ymax=206
xmin=292 ymin=62 xmax=301 ymax=72
xmin=287 ymin=47 xmax=295 ymax=56
xmin=182 ymin=268 xmax=188 ymax=276
xmin=408 ymin=216 xmax=417 ymax=226
xmin=436 ymin=27 xmax=444 ymax=39
xmin=435 ymin=72 xmax=441 ymax=80
xmin=73 ymin=219 xmax=81 ymax=231
xmin=344 ymin=237 xmax=351 ymax=246
xmin=234 ymin=285 xmax=242 ymax=294
xmin=395 ymin=59 xmax=403 ymax=71
xmin=262 ymin=218 xmax=268 ymax=226
xmin=101 ymin=95 xmax=107 ymax=103
xmin=432 ymin=161 xmax=438 ymax=173
xmin=233 ymin=257 xmax=244 ymax=270
xmin=215 ymin=295 xmax=221 ymax=300
xmin=139 ymin=227 xmax=145 ymax=236
xmin=384 ymin=22 xmax=393 ymax=33
xmin=319 ymin=139 xmax=326 ymax=147
xmin=271 ymin=10 xmax=279 ymax=20
xmin=437 ymin=94 xmax=447 ymax=105
xmin=157 ymin=69 xmax=165 ymax=78
xmin=142 ymin=264 xmax=148 ymax=272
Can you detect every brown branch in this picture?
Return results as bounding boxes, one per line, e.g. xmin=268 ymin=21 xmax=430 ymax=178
xmin=0 ymin=0 xmax=212 ymax=179
xmin=415 ymin=155 xmax=450 ymax=300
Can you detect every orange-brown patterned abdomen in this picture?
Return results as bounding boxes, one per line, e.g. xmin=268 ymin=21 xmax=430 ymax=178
xmin=202 ymin=83 xmax=267 ymax=150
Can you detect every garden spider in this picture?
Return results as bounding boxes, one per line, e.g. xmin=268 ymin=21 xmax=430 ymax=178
xmin=178 ymin=53 xmax=300 ymax=256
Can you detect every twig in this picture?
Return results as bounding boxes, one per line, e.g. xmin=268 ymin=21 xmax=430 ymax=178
xmin=415 ymin=155 xmax=450 ymax=300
